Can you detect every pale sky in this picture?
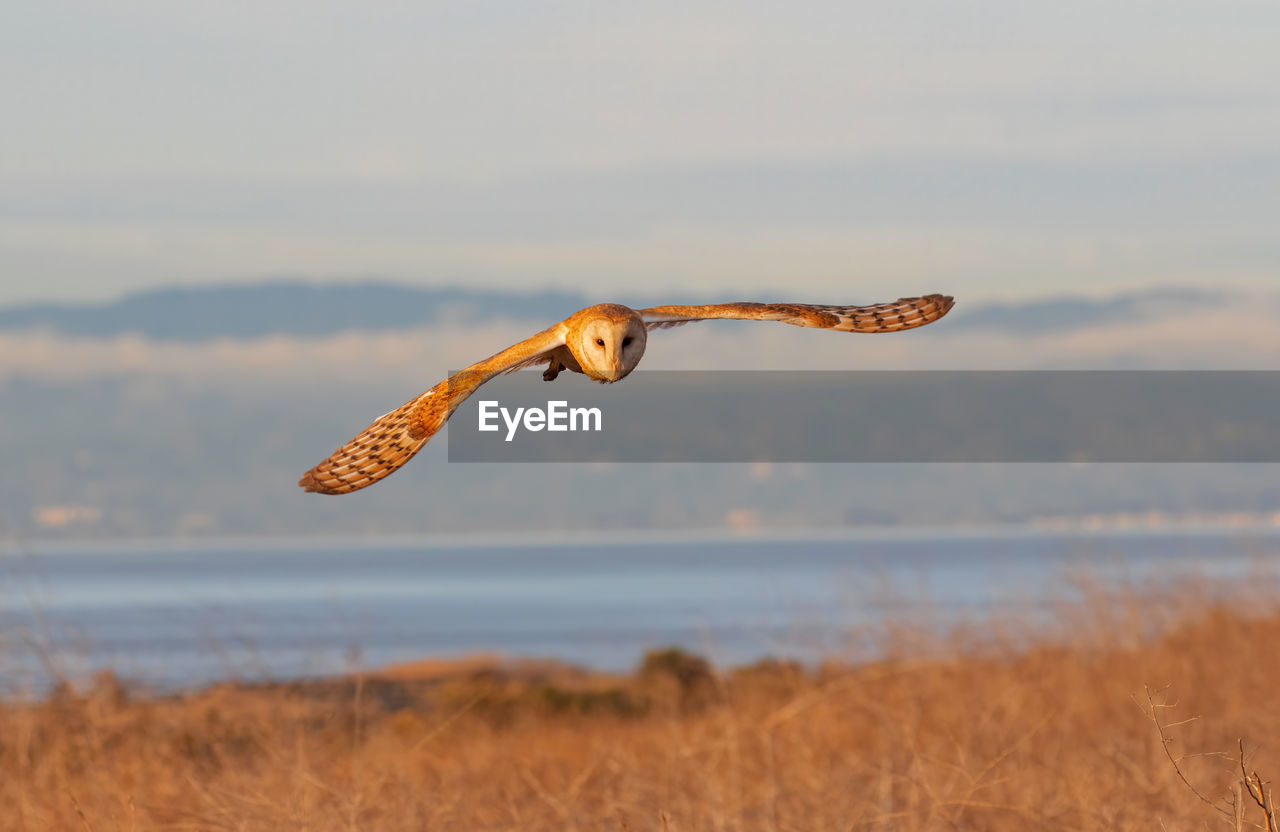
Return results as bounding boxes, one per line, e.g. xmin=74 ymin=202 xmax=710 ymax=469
xmin=3 ymin=0 xmax=1279 ymax=305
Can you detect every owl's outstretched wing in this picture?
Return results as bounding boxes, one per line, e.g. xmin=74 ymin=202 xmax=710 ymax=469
xmin=298 ymin=324 xmax=567 ymax=495
xmin=638 ymin=294 xmax=954 ymax=333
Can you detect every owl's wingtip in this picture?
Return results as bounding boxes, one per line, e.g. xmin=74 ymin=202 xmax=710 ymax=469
xmin=923 ymin=293 xmax=956 ymax=318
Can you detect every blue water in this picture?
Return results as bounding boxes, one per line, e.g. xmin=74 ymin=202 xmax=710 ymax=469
xmin=1 ymin=527 xmax=1277 ymax=692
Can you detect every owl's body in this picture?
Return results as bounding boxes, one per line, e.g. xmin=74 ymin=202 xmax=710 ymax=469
xmin=299 ymin=294 xmax=954 ymax=494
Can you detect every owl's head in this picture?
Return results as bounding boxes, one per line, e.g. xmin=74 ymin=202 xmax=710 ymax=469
xmin=570 ymin=305 xmax=647 ymax=382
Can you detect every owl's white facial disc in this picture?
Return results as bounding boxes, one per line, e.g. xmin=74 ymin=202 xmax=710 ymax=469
xmin=575 ymin=316 xmax=647 ymax=382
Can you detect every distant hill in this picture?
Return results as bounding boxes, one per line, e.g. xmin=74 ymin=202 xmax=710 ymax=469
xmin=0 ymin=281 xmax=1219 ymax=341
xmin=0 ymin=282 xmax=595 ymax=341
xmin=943 ymin=288 xmax=1214 ymax=335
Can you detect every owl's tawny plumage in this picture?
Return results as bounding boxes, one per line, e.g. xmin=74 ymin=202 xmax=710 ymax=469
xmin=299 ymin=294 xmax=955 ymax=494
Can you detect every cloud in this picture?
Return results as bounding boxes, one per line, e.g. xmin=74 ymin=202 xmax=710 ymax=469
xmin=3 ymin=290 xmax=1278 ymax=386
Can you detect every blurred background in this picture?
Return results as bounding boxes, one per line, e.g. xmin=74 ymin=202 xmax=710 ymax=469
xmin=2 ymin=1 xmax=1279 ymax=688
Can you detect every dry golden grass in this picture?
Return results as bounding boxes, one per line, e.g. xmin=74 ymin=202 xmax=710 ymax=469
xmin=5 ymin=576 xmax=1280 ymax=831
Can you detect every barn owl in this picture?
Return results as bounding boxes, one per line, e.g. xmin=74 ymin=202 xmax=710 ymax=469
xmin=299 ymin=294 xmax=955 ymax=494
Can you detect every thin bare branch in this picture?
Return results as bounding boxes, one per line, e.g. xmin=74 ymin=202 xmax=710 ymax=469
xmin=1144 ymin=685 xmax=1232 ymax=821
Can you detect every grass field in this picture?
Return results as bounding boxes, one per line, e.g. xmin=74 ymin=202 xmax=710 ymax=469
xmin=4 ymin=576 xmax=1280 ymax=831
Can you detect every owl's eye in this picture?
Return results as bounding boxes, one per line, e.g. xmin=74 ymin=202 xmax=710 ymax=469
xmin=622 ymin=337 xmax=633 ymax=347
xmin=595 ymin=338 xmax=605 ymax=347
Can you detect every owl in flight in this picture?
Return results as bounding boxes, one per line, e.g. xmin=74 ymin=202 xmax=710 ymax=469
xmin=299 ymin=294 xmax=955 ymax=494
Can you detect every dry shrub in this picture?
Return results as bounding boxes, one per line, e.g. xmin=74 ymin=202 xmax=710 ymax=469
xmin=3 ymin=574 xmax=1280 ymax=831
